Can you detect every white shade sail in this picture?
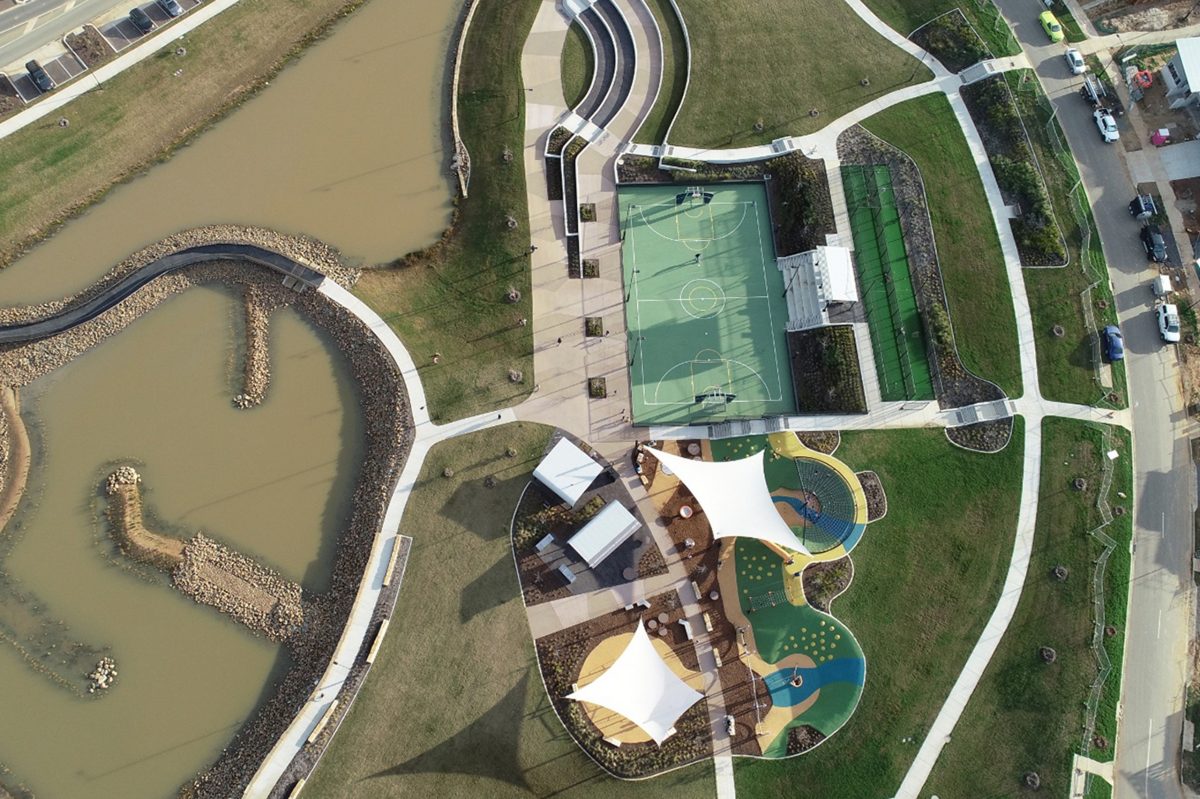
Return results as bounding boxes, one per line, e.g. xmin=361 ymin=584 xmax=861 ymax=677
xmin=646 ymin=447 xmax=810 ymax=556
xmin=567 ymin=622 xmax=703 ymax=745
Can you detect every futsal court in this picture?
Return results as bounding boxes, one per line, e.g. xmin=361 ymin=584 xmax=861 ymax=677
xmin=619 ymin=183 xmax=796 ymax=426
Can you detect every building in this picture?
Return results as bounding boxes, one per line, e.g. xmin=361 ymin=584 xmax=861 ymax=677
xmin=777 ymin=245 xmax=859 ymax=331
xmin=1162 ymin=37 xmax=1200 ymax=110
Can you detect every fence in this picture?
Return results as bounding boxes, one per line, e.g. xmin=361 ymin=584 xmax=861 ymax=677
xmin=964 ymin=0 xmax=1020 ymax=57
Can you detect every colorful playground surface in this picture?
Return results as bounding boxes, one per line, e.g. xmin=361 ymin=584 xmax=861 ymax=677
xmin=618 ymin=183 xmax=796 ymax=426
xmin=711 ymin=432 xmax=870 ymax=757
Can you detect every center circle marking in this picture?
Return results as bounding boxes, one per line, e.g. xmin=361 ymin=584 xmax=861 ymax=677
xmin=680 ymin=279 xmax=726 ymax=319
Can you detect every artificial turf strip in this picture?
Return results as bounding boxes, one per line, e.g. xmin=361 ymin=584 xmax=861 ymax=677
xmin=305 ymin=422 xmax=717 ymax=798
xmin=668 ymin=0 xmax=932 ymax=148
xmin=735 ymin=422 xmax=1025 ymax=796
xmin=862 ymin=92 xmax=1023 ymax=398
xmin=926 ymin=419 xmax=1131 ymax=797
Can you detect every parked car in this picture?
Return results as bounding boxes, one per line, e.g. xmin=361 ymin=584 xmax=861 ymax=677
xmin=1040 ymin=10 xmax=1065 ymax=43
xmin=1102 ymin=325 xmax=1125 ymax=362
xmin=1157 ymin=303 xmax=1182 ymax=343
xmin=1064 ymin=48 xmax=1086 ymax=75
xmin=129 ymin=7 xmax=154 ymax=33
xmin=25 ymin=60 xmax=54 ymax=93
xmin=156 ymin=0 xmax=183 ymax=17
xmin=1129 ymin=193 xmax=1157 ymax=220
xmin=1140 ymin=224 xmax=1168 ymax=263
xmin=1094 ymin=109 xmax=1119 ymax=143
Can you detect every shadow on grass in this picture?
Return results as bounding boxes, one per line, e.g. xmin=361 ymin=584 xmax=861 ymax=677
xmin=460 ymin=553 xmax=520 ymax=623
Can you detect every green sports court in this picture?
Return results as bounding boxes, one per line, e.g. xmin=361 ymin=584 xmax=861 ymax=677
xmin=619 ymin=183 xmax=796 ymax=426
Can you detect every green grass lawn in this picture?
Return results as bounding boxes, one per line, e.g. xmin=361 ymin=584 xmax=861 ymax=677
xmin=668 ymin=0 xmax=932 ymax=148
xmin=560 ymin=21 xmax=594 ymax=110
xmin=862 ymin=92 xmax=1022 ymax=398
xmin=0 ymin=0 xmax=365 ymax=269
xmin=736 ymin=422 xmax=1026 ymax=797
xmin=926 ymin=418 xmax=1131 ymax=797
xmin=1006 ymin=71 xmax=1126 ymax=407
xmin=304 ymin=423 xmax=716 ymax=798
xmin=354 ymin=0 xmax=537 ymax=423
xmin=633 ymin=0 xmax=688 ymax=145
xmin=862 ymin=0 xmax=1020 ymax=56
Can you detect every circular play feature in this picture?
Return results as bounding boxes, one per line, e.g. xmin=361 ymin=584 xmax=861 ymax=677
xmin=678 ymin=279 xmax=726 ymax=320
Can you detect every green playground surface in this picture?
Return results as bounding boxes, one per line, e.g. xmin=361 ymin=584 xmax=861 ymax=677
xmin=841 ymin=165 xmax=934 ymax=402
xmin=618 ymin=183 xmax=796 ymax=425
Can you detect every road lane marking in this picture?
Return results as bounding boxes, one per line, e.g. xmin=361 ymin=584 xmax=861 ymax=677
xmin=1162 ymin=511 xmax=1166 ymax=540
xmin=1158 ymin=608 xmax=1163 ymax=638
xmin=1146 ymin=717 xmax=1153 ymax=797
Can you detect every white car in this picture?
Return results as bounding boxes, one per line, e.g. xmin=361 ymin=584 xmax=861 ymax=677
xmin=1094 ymin=109 xmax=1120 ymax=143
xmin=1065 ymin=48 xmax=1086 ymax=75
xmin=1157 ymin=303 xmax=1181 ymax=343
xmin=725 ymin=714 xmax=736 ymax=735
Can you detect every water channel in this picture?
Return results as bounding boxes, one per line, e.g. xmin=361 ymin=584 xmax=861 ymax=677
xmin=0 ymin=0 xmax=458 ymax=794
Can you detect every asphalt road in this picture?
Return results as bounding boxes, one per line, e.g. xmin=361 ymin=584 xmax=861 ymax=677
xmin=0 ymin=0 xmax=131 ymax=69
xmin=995 ymin=2 xmax=1194 ymax=797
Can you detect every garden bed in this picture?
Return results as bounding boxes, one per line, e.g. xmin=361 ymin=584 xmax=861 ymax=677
xmin=838 ymin=124 xmax=1006 ymax=409
xmin=909 ymin=10 xmax=990 ymax=74
xmin=961 ymin=76 xmax=1066 ymax=266
xmin=802 ymin=557 xmax=853 ymax=613
xmin=0 ymin=76 xmax=22 ymax=118
xmin=786 ymin=326 xmax=867 ymax=414
xmin=945 ymin=418 xmax=1014 ymax=453
xmin=66 ymin=26 xmax=114 ymax=69
xmin=855 ymin=470 xmax=886 ymax=521
xmin=796 ymin=430 xmax=840 ymax=455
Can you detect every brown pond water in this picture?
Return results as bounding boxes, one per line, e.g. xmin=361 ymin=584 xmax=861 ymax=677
xmin=0 ymin=285 xmax=365 ymax=798
xmin=0 ymin=0 xmax=458 ymax=305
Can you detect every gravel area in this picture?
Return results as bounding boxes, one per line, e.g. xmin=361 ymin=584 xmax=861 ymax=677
xmin=838 ymin=126 xmax=1006 ymax=410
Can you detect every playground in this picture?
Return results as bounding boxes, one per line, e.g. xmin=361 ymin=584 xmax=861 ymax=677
xmin=618 ymin=183 xmax=795 ymax=426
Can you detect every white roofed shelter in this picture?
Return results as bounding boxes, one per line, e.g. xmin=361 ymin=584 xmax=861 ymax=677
xmin=534 ymin=438 xmax=603 ymax=507
xmin=567 ymin=622 xmax=703 ymax=745
xmin=568 ymin=502 xmax=642 ymax=568
xmin=777 ymin=245 xmax=859 ymax=331
xmin=646 ymin=447 xmax=810 ymax=556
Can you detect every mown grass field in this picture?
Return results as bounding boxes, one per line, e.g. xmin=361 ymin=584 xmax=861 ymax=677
xmin=0 ymin=0 xmax=365 ymax=268
xmin=863 ymin=92 xmax=1022 ymax=397
xmin=304 ymin=422 xmax=716 ymax=798
xmin=353 ymin=0 xmax=537 ymax=422
xmin=927 ymin=419 xmax=1131 ymax=797
xmin=669 ymin=0 xmax=932 ymax=148
xmin=560 ymin=22 xmax=593 ymax=110
xmin=736 ymin=423 xmax=1025 ymax=796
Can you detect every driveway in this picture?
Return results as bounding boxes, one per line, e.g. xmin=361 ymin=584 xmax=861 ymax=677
xmin=994 ymin=3 xmax=1194 ymax=799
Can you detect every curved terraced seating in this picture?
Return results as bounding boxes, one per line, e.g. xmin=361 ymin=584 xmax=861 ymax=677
xmin=0 ymin=243 xmax=324 ymax=344
xmin=572 ymin=5 xmax=616 ymax=120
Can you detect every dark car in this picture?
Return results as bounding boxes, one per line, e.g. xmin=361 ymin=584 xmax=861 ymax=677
xmin=1102 ymin=325 xmax=1125 ymax=362
xmin=1140 ymin=224 xmax=1168 ymax=263
xmin=1129 ymin=193 xmax=1157 ymax=219
xmin=155 ymin=0 xmax=183 ymax=16
xmin=129 ymin=7 xmax=154 ymax=33
xmin=25 ymin=60 xmax=54 ymax=93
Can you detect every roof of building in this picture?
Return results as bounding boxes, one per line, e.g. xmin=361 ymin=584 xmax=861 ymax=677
xmin=568 ymin=502 xmax=642 ymax=568
xmin=534 ymin=438 xmax=603 ymax=507
xmin=567 ymin=622 xmax=703 ymax=745
xmin=777 ymin=246 xmax=858 ymax=330
xmin=1179 ymin=37 xmax=1200 ymax=84
xmin=645 ymin=446 xmax=811 ymax=556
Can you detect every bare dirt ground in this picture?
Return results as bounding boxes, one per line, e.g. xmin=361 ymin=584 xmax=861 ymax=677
xmin=65 ymin=26 xmax=114 ymax=69
xmin=1094 ymin=0 xmax=1200 ymax=32
xmin=1139 ymin=88 xmax=1200 ymax=142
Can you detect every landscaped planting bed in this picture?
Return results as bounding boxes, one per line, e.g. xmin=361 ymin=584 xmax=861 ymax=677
xmin=909 ymin=9 xmax=989 ymax=73
xmin=786 ymin=326 xmax=867 ymax=414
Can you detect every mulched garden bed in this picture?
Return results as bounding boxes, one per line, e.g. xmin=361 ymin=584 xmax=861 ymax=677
xmin=909 ymin=9 xmax=990 ymax=74
xmin=787 ymin=326 xmax=867 ymax=414
xmin=796 ymin=430 xmax=840 ymax=455
xmin=545 ymin=154 xmax=563 ymax=201
xmin=945 ymin=418 xmax=1014 ymax=453
xmin=961 ymin=76 xmax=1067 ymax=266
xmin=785 ymin=724 xmax=827 ymax=755
xmin=66 ymin=25 xmax=114 ymax=69
xmin=615 ymin=151 xmax=835 ymax=256
xmin=856 ymin=470 xmax=887 ymax=522
xmin=547 ymin=126 xmax=571 ymax=156
xmin=838 ymin=126 xmax=1006 ymax=410
xmin=801 ymin=557 xmax=853 ymax=614
xmin=0 ymin=76 xmax=23 ymax=118
xmin=535 ymin=589 xmax=713 ymax=777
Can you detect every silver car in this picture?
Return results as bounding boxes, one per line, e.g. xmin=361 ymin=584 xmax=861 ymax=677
xmin=1094 ymin=109 xmax=1119 ymax=143
xmin=1157 ymin=303 xmax=1181 ymax=343
xmin=1065 ymin=48 xmax=1085 ymax=75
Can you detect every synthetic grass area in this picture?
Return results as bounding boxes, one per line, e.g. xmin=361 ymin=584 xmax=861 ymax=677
xmin=668 ymin=0 xmax=932 ymax=148
xmin=0 ymin=0 xmax=363 ymax=268
xmin=1006 ymin=70 xmax=1126 ymax=407
xmin=842 ymin=164 xmax=934 ymax=401
xmin=862 ymin=0 xmax=1020 ymax=56
xmin=862 ymin=92 xmax=1023 ymax=397
xmin=561 ymin=21 xmax=594 ymax=110
xmin=619 ymin=183 xmax=795 ymax=424
xmin=305 ymin=422 xmax=716 ymax=798
xmin=736 ymin=422 xmax=1026 ymax=796
xmin=353 ymin=0 xmax=536 ymax=423
xmin=634 ymin=0 xmax=688 ymax=145
xmin=927 ymin=419 xmax=1131 ymax=797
